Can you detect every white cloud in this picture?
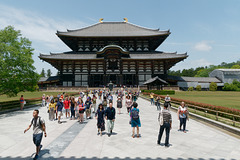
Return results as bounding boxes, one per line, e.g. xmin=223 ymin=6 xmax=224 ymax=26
xmin=0 ymin=4 xmax=91 ymax=74
xmin=194 ymin=41 xmax=212 ymax=51
xmin=0 ymin=4 xmax=89 ymax=52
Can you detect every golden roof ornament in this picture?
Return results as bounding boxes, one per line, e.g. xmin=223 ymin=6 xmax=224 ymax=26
xmin=123 ymin=18 xmax=128 ymax=23
xmin=99 ymin=18 xmax=104 ymax=23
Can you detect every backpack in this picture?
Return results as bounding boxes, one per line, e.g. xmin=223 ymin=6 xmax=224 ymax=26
xmin=132 ymin=109 xmax=139 ymax=120
xmin=31 ymin=116 xmax=42 ymax=127
xmin=103 ymin=100 xmax=107 ymax=106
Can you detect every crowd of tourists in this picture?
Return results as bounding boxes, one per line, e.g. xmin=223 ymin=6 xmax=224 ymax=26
xmin=23 ymin=88 xmax=189 ymax=160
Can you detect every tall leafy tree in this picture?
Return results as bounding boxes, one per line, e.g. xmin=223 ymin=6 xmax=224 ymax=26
xmin=0 ymin=26 xmax=39 ymax=97
xmin=40 ymin=68 xmax=46 ymax=77
xmin=47 ymin=69 xmax=52 ymax=77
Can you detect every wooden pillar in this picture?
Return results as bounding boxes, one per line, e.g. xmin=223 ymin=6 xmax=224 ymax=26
xmin=60 ymin=61 xmax=63 ymax=86
xmin=163 ymin=61 xmax=167 ymax=80
xmin=72 ymin=61 xmax=75 ymax=87
xmin=119 ymin=59 xmax=123 ymax=86
xmin=103 ymin=59 xmax=107 ymax=86
xmin=151 ymin=60 xmax=154 ymax=77
xmin=136 ymin=61 xmax=139 ymax=86
xmin=88 ymin=61 xmax=91 ymax=86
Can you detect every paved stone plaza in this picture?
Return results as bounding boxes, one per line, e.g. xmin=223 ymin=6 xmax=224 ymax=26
xmin=0 ymin=95 xmax=239 ymax=160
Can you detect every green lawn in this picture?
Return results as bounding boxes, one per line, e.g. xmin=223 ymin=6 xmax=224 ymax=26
xmin=171 ymin=91 xmax=240 ymax=110
xmin=0 ymin=91 xmax=78 ymax=102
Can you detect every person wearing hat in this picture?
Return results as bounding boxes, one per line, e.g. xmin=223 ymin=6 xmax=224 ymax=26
xmin=95 ymin=103 xmax=105 ymax=136
xmin=56 ymin=98 xmax=64 ymax=124
xmin=116 ymin=96 xmax=122 ymax=114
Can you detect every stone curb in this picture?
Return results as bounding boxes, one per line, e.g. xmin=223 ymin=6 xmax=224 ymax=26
xmin=0 ymin=103 xmax=41 ymax=115
xmin=140 ymin=95 xmax=240 ymax=137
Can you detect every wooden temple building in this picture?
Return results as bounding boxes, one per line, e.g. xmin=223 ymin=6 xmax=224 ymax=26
xmin=39 ymin=18 xmax=188 ymax=87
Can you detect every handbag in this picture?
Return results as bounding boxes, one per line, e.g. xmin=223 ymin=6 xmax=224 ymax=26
xmin=159 ymin=111 xmax=163 ymax=126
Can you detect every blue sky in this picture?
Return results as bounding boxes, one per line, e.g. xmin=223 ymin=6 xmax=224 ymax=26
xmin=1 ymin=0 xmax=240 ymax=75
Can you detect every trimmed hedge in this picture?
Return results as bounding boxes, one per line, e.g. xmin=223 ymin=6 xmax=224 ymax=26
xmin=141 ymin=90 xmax=175 ymax=95
xmin=142 ymin=92 xmax=240 ymax=121
xmin=0 ymin=92 xmax=80 ymax=111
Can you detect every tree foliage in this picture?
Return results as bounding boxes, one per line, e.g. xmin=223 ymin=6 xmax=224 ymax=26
xmin=188 ymin=86 xmax=194 ymax=91
xmin=196 ymin=85 xmax=201 ymax=91
xmin=40 ymin=68 xmax=46 ymax=77
xmin=47 ymin=69 xmax=52 ymax=77
xmin=0 ymin=26 xmax=39 ymax=97
xmin=223 ymin=80 xmax=240 ymax=91
xmin=209 ymin=82 xmax=217 ymax=91
xmin=169 ymin=61 xmax=240 ymax=77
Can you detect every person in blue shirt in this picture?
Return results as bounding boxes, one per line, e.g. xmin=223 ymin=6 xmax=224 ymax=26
xmin=85 ymin=97 xmax=92 ymax=119
xmin=56 ymin=98 xmax=64 ymax=124
xmin=105 ymin=102 xmax=116 ymax=137
xmin=130 ymin=102 xmax=141 ymax=138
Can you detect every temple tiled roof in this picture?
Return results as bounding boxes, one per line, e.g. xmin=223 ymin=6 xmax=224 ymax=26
xmin=39 ymin=51 xmax=187 ymax=60
xmin=167 ymin=75 xmax=221 ymax=83
xmin=56 ymin=22 xmax=170 ymax=37
xmin=143 ymin=76 xmax=168 ymax=85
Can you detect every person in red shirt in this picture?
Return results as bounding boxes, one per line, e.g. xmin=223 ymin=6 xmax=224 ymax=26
xmin=20 ymin=95 xmax=24 ymax=110
xmin=63 ymin=97 xmax=71 ymax=118
xmin=60 ymin=94 xmax=64 ymax=102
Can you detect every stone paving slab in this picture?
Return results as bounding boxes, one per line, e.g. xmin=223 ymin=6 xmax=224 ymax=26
xmin=0 ymin=95 xmax=240 ymax=160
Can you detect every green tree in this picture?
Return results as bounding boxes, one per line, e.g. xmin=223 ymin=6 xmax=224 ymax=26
xmin=196 ymin=85 xmax=201 ymax=91
xmin=231 ymin=64 xmax=240 ymax=69
xmin=0 ymin=26 xmax=39 ymax=97
xmin=40 ymin=68 xmax=46 ymax=77
xmin=188 ymin=86 xmax=194 ymax=91
xmin=209 ymin=82 xmax=217 ymax=91
xmin=47 ymin=69 xmax=52 ymax=77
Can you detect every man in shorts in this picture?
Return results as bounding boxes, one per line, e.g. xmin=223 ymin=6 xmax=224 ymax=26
xmin=85 ymin=97 xmax=92 ymax=119
xmin=56 ymin=98 xmax=64 ymax=123
xmin=24 ymin=109 xmax=47 ymax=160
xmin=63 ymin=97 xmax=71 ymax=118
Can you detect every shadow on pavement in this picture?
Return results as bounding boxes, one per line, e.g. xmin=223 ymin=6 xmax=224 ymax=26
xmin=0 ymin=156 xmax=237 ymax=160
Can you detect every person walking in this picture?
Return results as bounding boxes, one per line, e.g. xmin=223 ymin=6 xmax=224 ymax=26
xmin=156 ymin=96 xmax=161 ymax=111
xmin=92 ymin=94 xmax=97 ymax=113
xmin=85 ymin=97 xmax=92 ymax=119
xmin=132 ymin=93 xmax=137 ymax=102
xmin=63 ymin=97 xmax=71 ymax=118
xmin=102 ymin=96 xmax=108 ymax=110
xmin=56 ymin=98 xmax=64 ymax=124
xmin=54 ymin=98 xmax=58 ymax=120
xmin=24 ymin=109 xmax=47 ymax=160
xmin=42 ymin=94 xmax=46 ymax=107
xmin=70 ymin=96 xmax=76 ymax=120
xmin=48 ymin=99 xmax=56 ymax=121
xmin=108 ymin=93 xmax=113 ymax=103
xmin=20 ymin=95 xmax=25 ymax=110
xmin=105 ymin=102 xmax=116 ymax=137
xmin=177 ymin=102 xmax=189 ymax=133
xmin=125 ymin=96 xmax=133 ymax=113
xmin=116 ymin=96 xmax=122 ymax=114
xmin=150 ymin=92 xmax=154 ymax=105
xmin=165 ymin=94 xmax=171 ymax=108
xmin=130 ymin=102 xmax=141 ymax=138
xmin=95 ymin=103 xmax=105 ymax=136
xmin=77 ymin=98 xmax=85 ymax=123
xmin=46 ymin=95 xmax=50 ymax=110
xmin=157 ymin=102 xmax=172 ymax=147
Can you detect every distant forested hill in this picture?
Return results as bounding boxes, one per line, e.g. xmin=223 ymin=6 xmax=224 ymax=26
xmin=168 ymin=61 xmax=240 ymax=77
